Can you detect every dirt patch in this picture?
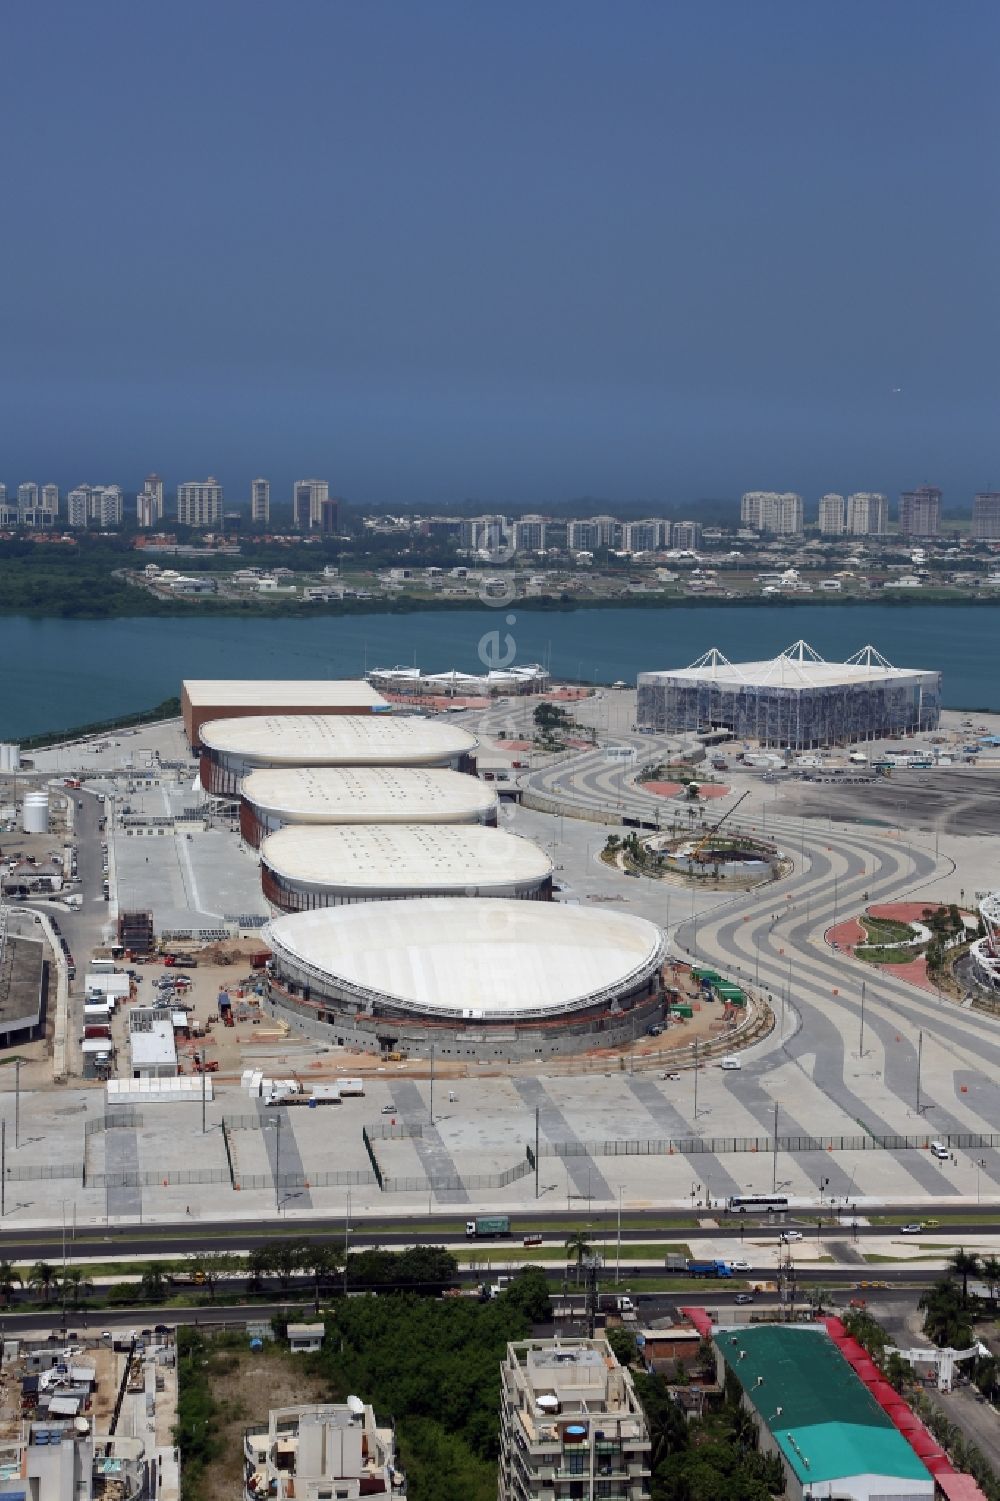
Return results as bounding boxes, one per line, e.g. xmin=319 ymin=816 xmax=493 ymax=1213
xmin=643 ymin=780 xmax=683 ymax=797
xmin=199 ymin=1339 xmax=329 ymax=1501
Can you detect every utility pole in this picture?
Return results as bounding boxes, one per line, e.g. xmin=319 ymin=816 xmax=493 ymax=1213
xmin=14 ymin=1060 xmax=20 ymax=1151
xmin=1 ymin=1120 xmax=5 ymax=1217
xmin=693 ymin=1038 xmax=699 ymax=1118
xmin=534 ymin=1106 xmax=540 ymax=1200
xmin=859 ymin=980 xmax=867 ymax=1058
xmin=616 ymin=1187 xmax=622 ymax=1286
xmin=772 ymin=1102 xmax=779 ymax=1193
xmin=916 ymin=1028 xmax=923 ymax=1115
xmin=201 ymin=1050 xmax=207 ymax=1134
xmin=429 ymin=1045 xmax=435 ymax=1126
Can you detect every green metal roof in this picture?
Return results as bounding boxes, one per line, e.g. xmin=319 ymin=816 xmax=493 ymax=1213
xmin=718 ymin=1325 xmax=931 ymax=1486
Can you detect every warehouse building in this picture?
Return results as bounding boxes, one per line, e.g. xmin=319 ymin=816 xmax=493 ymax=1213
xmin=637 ymin=641 xmax=940 ymax=749
xmin=263 ymin=898 xmax=666 ymax=1060
xmin=181 ymin=679 xmax=388 ymax=749
xmin=259 ymin=824 xmax=553 ymax=910
xmin=199 ymin=714 xmax=478 ymax=797
xmin=715 ymin=1323 xmax=934 ymax=1500
xmin=239 ymin=765 xmax=498 ymax=847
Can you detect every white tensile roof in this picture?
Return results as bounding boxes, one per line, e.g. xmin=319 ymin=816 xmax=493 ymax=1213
xmin=200 ymin=713 xmax=478 ymax=765
xmin=242 ymin=765 xmax=497 ymax=823
xmin=641 ymin=641 xmax=933 ymax=690
xmin=260 ymin=823 xmax=552 ymax=892
xmin=264 ymin=898 xmax=665 ymax=1019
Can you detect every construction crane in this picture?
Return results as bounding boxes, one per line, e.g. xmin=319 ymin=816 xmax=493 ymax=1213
xmin=689 ymin=789 xmax=751 ymax=861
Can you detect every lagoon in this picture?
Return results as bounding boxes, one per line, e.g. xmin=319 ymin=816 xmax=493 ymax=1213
xmin=1 ymin=602 xmax=998 ymax=739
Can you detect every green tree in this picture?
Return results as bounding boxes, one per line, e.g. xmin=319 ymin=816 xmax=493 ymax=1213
xmin=269 ymin=1239 xmax=308 ymax=1289
xmin=0 ymin=1263 xmax=22 ymax=1306
xmin=606 ymin=1324 xmax=638 ymax=1368
xmin=189 ymin=1252 xmax=238 ymax=1302
xmin=60 ymin=1269 xmax=92 ymax=1309
xmin=980 ymin=1254 xmax=1000 ymax=1303
xmin=563 ymin=1231 xmax=593 ymax=1285
xmin=141 ymin=1266 xmax=167 ymax=1302
xmin=886 ymin=1351 xmax=913 ymax=1393
xmin=27 ymin=1261 xmax=58 ymax=1302
xmin=949 ymin=1247 xmax=980 ymax=1305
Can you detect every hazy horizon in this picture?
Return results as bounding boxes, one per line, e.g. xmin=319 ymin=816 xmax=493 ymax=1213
xmin=3 ymin=2 xmax=997 ymax=506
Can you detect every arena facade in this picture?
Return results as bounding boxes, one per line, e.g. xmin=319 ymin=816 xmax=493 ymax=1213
xmin=239 ymin=766 xmax=498 ymax=847
xmin=259 ymin=824 xmax=553 ymax=910
xmin=199 ymin=714 xmax=478 ymax=796
xmin=263 ymin=899 xmax=667 ymax=1061
xmin=637 ymin=641 xmax=941 ymax=749
xmin=181 ymin=678 xmax=387 ymax=749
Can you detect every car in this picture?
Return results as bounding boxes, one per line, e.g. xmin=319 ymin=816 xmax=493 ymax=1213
xmin=381 ymin=1104 xmax=397 ymax=1114
xmin=780 ymin=1231 xmax=803 ymax=1242
xmin=734 ymin=1293 xmax=754 ymax=1305
xmin=647 ymin=1024 xmax=663 ymax=1037
xmin=900 ymin=1222 xmax=923 ymax=1234
xmin=658 ymin=1071 xmax=682 ymax=1082
xmin=719 ymin=1057 xmax=741 ymax=1071
xmin=729 ymin=1258 xmax=752 ymax=1272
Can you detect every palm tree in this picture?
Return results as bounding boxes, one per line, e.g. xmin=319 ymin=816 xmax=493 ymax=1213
xmin=28 ymin=1262 xmax=58 ymax=1303
xmin=0 ymin=1263 xmax=21 ymax=1307
xmin=60 ymin=1270 xmax=92 ymax=1309
xmin=564 ymin=1231 xmax=592 ymax=1285
xmin=980 ymin=1255 xmax=1000 ymax=1304
xmin=949 ymin=1248 xmax=980 ymax=1306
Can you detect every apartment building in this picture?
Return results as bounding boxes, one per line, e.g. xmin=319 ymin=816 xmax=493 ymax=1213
xmin=621 ymin=519 xmax=663 ymax=553
xmin=243 ymin=1402 xmax=405 ymax=1501
xmin=136 ymin=493 xmax=157 ymax=528
xmin=817 ymin=493 xmax=846 ymax=536
xmin=670 ymin=520 xmax=702 ymax=550
xmin=41 ymin=484 xmax=59 ymax=516
xmin=846 ymin=491 xmax=888 ymax=536
xmin=567 ymin=518 xmax=601 ymax=552
xmin=460 ymin=513 xmax=509 ymax=553
xmin=66 ymin=484 xmax=123 ymax=528
xmin=177 ymin=477 xmax=223 ymax=527
xmin=17 ymin=482 xmax=39 ymax=512
xmin=513 ymin=515 xmax=548 ymax=551
xmin=899 ymin=485 xmax=941 ymax=537
xmin=739 ymin=491 xmax=804 ymax=535
xmin=972 ymin=491 xmax=1000 ymax=540
xmin=292 ymin=478 xmax=329 ymax=529
xmin=141 ymin=473 xmax=165 ymax=522
xmin=499 ymin=1338 xmax=651 ymax=1501
xmin=251 ymin=477 xmax=270 ymax=523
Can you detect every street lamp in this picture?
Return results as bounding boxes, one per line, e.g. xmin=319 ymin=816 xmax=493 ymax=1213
xmin=267 ymin=1114 xmax=282 ymax=1215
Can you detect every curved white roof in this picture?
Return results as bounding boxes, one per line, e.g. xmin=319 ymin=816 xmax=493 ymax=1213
xmin=242 ymin=766 xmax=497 ymax=823
xmin=264 ymin=898 xmax=665 ymax=1019
xmin=200 ymin=713 xmax=477 ymax=766
xmin=260 ymin=824 xmax=552 ymax=893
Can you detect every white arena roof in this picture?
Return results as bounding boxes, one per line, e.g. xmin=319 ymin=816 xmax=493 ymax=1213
xmin=183 ymin=679 xmax=387 ymax=710
xmin=647 ymin=641 xmax=933 ymax=690
xmin=242 ymin=765 xmax=497 ymax=823
xmin=260 ymin=824 xmax=552 ymax=894
xmin=200 ymin=713 xmax=478 ymax=766
xmin=264 ymin=898 xmax=666 ymax=1019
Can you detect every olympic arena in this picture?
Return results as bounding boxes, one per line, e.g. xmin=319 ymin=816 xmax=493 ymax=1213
xmin=971 ymin=891 xmax=1000 ymax=992
xmin=239 ymin=765 xmax=498 ymax=847
xmin=637 ymin=640 xmax=941 ymax=749
xmin=263 ymin=899 xmax=668 ymax=1060
xmin=199 ymin=714 xmax=478 ymax=796
xmin=258 ymin=824 xmax=553 ymax=911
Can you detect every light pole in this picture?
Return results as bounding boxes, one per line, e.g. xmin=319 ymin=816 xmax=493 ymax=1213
xmin=268 ymin=1114 xmax=282 ymax=1215
xmin=616 ymin=1187 xmax=623 ymax=1286
xmin=977 ymin=1158 xmax=986 ymax=1204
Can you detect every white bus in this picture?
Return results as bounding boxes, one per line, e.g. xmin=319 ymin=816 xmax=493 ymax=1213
xmin=726 ymin=1194 xmax=789 ymax=1215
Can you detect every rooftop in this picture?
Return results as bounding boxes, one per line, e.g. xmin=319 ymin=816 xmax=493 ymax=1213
xmin=201 ymin=714 xmax=478 ymax=766
xmin=260 ymin=824 xmax=552 ymax=892
xmin=241 ymin=765 xmax=497 ymax=822
xmin=0 ymin=936 xmax=44 ymax=1035
xmin=183 ymin=679 xmax=388 ymax=709
xmin=718 ymin=1324 xmax=932 ymax=1487
xmin=640 ymin=640 xmax=937 ymax=690
xmin=265 ymin=898 xmax=665 ymax=1019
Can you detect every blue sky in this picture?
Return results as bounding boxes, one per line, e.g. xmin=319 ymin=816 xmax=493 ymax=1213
xmin=2 ymin=2 xmax=997 ymax=508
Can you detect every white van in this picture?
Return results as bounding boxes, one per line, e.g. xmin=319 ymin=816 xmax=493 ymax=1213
xmin=930 ymin=1140 xmax=950 ymax=1160
xmin=720 ymin=1056 xmax=742 ymax=1071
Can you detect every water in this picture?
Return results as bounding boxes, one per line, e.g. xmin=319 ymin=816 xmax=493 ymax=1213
xmin=1 ymin=603 xmax=999 ymax=739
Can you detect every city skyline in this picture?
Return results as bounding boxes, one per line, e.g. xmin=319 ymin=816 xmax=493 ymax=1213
xmin=2 ymin=3 xmax=997 ymax=504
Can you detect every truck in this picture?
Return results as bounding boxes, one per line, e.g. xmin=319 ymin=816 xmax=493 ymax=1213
xmin=685 ymin=1259 xmax=732 ymax=1279
xmin=466 ymin=1215 xmax=511 ymax=1239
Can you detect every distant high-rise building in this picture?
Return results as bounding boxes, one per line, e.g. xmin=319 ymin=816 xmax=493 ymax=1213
xmin=97 ymin=486 xmax=123 ymax=527
xmin=846 ymin=492 xmax=888 ymax=536
xmin=669 ymin=520 xmax=702 ymax=550
xmin=817 ymin=493 xmax=846 ymax=536
xmin=741 ymin=491 xmax=804 ymax=535
xmin=142 ymin=473 xmax=165 ymax=521
xmin=136 ymin=492 xmax=157 ymax=528
xmin=251 ymin=477 xmax=270 ymax=524
xmin=318 ymin=497 xmax=339 ymax=533
xmin=460 ymin=514 xmax=509 ymax=553
xmin=512 ymin=515 xmax=548 ymax=552
xmin=177 ymin=477 xmax=223 ymax=528
xmin=972 ymin=492 xmax=1000 ymax=541
xmin=17 ymin=483 xmax=39 ymax=518
xmin=899 ymin=485 xmax=941 ymax=537
xmin=567 ymin=518 xmax=601 ymax=552
xmin=41 ymin=484 xmax=59 ymax=516
xmin=292 ymin=478 xmax=329 ymax=529
xmin=66 ymin=484 xmax=122 ymax=527
xmin=67 ymin=488 xmax=89 ymax=528
xmin=621 ymin=518 xmax=663 ymax=553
